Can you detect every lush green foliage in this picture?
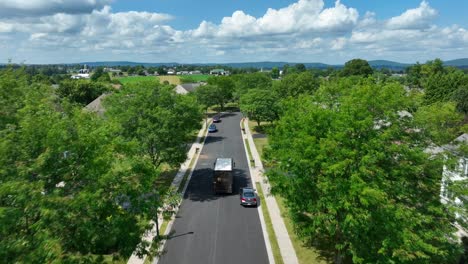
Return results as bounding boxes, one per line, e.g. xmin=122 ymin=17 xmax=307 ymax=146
xmin=341 ymin=59 xmax=373 ymax=77
xmin=266 ymin=79 xmax=461 ymax=263
xmin=105 ymin=80 xmax=203 ymax=168
xmin=57 ymin=79 xmax=109 ymax=105
xmin=453 ymin=85 xmax=468 ymax=120
xmin=240 ymin=89 xmax=279 ymax=126
xmin=204 ymin=76 xmax=235 ymax=109
xmin=91 ymin=67 xmax=111 ymax=82
xmin=273 ymin=71 xmax=320 ymax=98
xmin=232 ymin=72 xmax=272 ymax=101
xmin=0 ymin=68 xmax=202 ymax=262
xmin=414 ymin=102 xmax=465 ymax=145
xmin=271 ymin=67 xmax=280 ymax=79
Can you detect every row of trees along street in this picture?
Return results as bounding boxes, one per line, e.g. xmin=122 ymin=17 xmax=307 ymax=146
xmin=195 ymin=59 xmax=468 ymax=263
xmin=0 ymin=67 xmax=203 ymax=262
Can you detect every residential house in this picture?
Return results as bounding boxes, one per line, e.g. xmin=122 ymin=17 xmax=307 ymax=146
xmin=174 ymin=83 xmax=201 ymax=95
xmin=210 ymin=69 xmax=229 ymax=76
xmin=427 ymin=133 xmax=468 ymax=239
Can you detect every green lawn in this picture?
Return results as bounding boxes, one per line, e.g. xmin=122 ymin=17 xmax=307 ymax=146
xmin=117 ymin=76 xmax=159 ymax=85
xmin=256 ymin=183 xmax=284 ymax=264
xmin=180 ymin=74 xmax=210 ymax=83
xmin=276 ymin=197 xmax=328 ymax=264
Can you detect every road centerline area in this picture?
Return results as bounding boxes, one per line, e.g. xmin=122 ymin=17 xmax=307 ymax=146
xmin=157 ymin=112 xmax=269 ymax=264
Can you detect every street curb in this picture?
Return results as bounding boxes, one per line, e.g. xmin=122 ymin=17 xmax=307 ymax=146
xmin=240 ymin=118 xmax=276 ymax=264
xmin=243 ymin=119 xmax=299 ymax=264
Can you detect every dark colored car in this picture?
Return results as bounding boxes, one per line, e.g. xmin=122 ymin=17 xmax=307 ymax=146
xmin=208 ymin=124 xmax=217 ymax=133
xmin=240 ymin=188 xmax=257 ymax=206
xmin=212 ymin=115 xmax=221 ymax=123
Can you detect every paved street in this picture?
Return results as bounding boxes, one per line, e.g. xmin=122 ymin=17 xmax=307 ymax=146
xmin=157 ymin=112 xmax=269 ymax=264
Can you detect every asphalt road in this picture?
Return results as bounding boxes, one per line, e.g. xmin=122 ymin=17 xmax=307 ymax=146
xmin=157 ymin=112 xmax=269 ymax=264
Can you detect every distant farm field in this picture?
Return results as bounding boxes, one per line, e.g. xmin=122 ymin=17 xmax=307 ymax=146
xmin=179 ymin=74 xmax=210 ymax=82
xmin=158 ymin=75 xmax=181 ymax=85
xmin=118 ymin=76 xmax=159 ymax=84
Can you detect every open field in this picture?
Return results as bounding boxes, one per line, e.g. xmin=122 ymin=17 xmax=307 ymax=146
xmin=117 ymin=76 xmax=159 ymax=85
xmin=158 ymin=75 xmax=181 ymax=85
xmin=179 ymin=74 xmax=210 ymax=82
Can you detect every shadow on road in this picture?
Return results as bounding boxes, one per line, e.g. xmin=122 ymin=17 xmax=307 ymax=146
xmin=167 ymin=230 xmax=194 ymax=239
xmin=184 ymin=167 xmax=252 ymax=203
xmin=220 ymin=112 xmax=238 ymax=118
xmin=203 ymin=135 xmax=225 ymax=145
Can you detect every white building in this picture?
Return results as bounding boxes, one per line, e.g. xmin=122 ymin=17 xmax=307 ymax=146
xmin=71 ymin=66 xmax=90 ymax=79
xmin=429 ymin=133 xmax=468 ymax=238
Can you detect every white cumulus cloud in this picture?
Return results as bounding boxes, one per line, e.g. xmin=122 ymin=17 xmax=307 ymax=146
xmin=387 ymin=1 xmax=437 ymax=29
xmin=190 ymin=0 xmax=359 ymax=39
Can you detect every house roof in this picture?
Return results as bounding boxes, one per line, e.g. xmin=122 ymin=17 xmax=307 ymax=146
xmin=425 ymin=133 xmax=468 ymax=155
xmin=175 ymin=83 xmax=201 ymax=94
xmin=84 ymin=93 xmax=108 ymax=116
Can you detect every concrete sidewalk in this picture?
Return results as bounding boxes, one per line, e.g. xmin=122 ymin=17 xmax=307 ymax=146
xmin=127 ymin=121 xmax=208 ymax=264
xmin=242 ymin=118 xmax=299 ymax=264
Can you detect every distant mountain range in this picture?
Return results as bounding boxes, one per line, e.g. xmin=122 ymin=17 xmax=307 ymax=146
xmin=77 ymin=58 xmax=468 ymax=71
xmin=3 ymin=59 xmax=466 ymax=70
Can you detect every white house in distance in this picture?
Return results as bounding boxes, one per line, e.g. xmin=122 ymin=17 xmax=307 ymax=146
xmin=428 ymin=133 xmax=468 ymax=238
xmin=210 ymin=69 xmax=229 ymax=75
xmin=71 ymin=66 xmax=90 ymax=79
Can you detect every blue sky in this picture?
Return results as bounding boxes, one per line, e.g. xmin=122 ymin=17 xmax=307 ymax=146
xmin=1 ymin=0 xmax=467 ymax=64
xmin=112 ymin=0 xmax=468 ymax=29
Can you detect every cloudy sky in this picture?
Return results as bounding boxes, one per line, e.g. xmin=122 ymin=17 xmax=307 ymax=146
xmin=1 ymin=0 xmax=467 ymax=64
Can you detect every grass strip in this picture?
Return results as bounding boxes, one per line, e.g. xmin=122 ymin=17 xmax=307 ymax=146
xmin=244 ymin=138 xmax=255 ymax=167
xmin=177 ymin=151 xmax=199 ymax=193
xmin=275 ymin=197 xmax=327 ymax=264
xmin=256 ymin=182 xmax=284 ymax=264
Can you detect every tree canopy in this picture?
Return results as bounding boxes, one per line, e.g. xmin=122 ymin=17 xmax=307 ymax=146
xmin=105 ymin=80 xmax=203 ymax=168
xmin=57 ymin=79 xmax=109 ymax=105
xmin=240 ymin=88 xmax=279 ymax=126
xmin=266 ymin=79 xmax=460 ymax=263
xmin=0 ymin=68 xmax=202 ymax=262
xmin=341 ymin=59 xmax=373 ymax=77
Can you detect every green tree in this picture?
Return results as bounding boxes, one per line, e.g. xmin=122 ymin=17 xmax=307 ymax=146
xmin=57 ymin=79 xmax=109 ymax=105
xmin=0 ymin=72 xmax=162 ymax=261
xmin=240 ymin=88 xmax=279 ymax=126
xmin=266 ymin=80 xmax=460 ymax=263
xmin=273 ymin=71 xmax=319 ymax=98
xmin=207 ymin=76 xmax=235 ymax=110
xmin=341 ymin=59 xmax=373 ymax=77
xmin=232 ymin=72 xmax=272 ymax=102
xmin=422 ymin=67 xmax=468 ymax=104
xmin=294 ymin=63 xmax=306 ymax=72
xmin=105 ymin=80 xmax=203 ymax=168
xmin=414 ymin=102 xmax=465 ymax=145
xmin=194 ymin=84 xmax=218 ymax=109
xmin=453 ymin=85 xmax=468 ymax=123
xmin=91 ymin=67 xmax=111 ymax=82
xmin=271 ymin=67 xmax=280 ymax=79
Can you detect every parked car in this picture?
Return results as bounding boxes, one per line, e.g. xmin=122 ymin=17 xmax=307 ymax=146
xmin=240 ymin=188 xmax=257 ymax=206
xmin=212 ymin=115 xmax=221 ymax=123
xmin=208 ymin=124 xmax=217 ymax=133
